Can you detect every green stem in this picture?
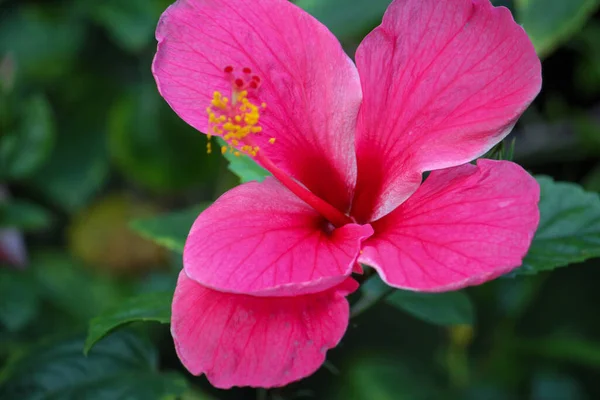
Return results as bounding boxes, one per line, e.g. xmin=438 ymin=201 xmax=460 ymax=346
xmin=350 ymin=271 xmax=394 ymax=318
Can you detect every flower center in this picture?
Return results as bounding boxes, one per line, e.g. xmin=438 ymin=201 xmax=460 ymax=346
xmin=206 ymin=66 xmax=270 ymax=156
xmin=205 ymin=65 xmax=353 ymax=229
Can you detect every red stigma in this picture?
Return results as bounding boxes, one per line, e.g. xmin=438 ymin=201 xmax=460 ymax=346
xmin=224 ymin=65 xmax=263 ymax=93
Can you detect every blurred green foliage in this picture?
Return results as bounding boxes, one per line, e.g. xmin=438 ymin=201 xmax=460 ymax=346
xmin=130 ymin=205 xmax=208 ymax=253
xmin=1 ymin=0 xmax=600 ymax=399
xmin=518 ymin=176 xmax=600 ymax=274
xmin=0 ymin=331 xmax=189 ymax=400
xmin=0 ymin=95 xmax=54 ymax=181
xmin=515 ymin=0 xmax=600 ymax=58
xmin=84 ymin=290 xmax=172 ymax=355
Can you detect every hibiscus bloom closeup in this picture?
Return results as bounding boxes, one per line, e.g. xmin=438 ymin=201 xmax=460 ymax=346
xmin=153 ymin=0 xmax=542 ymax=389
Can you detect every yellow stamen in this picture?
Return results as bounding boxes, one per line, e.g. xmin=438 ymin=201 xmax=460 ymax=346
xmin=206 ymin=89 xmax=265 ymax=157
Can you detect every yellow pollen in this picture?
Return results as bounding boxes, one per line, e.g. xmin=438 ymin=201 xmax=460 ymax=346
xmin=206 ymin=89 xmax=264 ymax=157
xmin=268 ymin=138 xmax=276 ymax=144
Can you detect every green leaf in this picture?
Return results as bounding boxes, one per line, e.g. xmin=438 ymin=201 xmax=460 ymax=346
xmin=0 ymin=331 xmax=188 ymax=400
xmin=516 ymin=0 xmax=600 ymax=58
xmin=0 ymin=199 xmax=52 ymax=231
xmin=517 ymin=176 xmax=600 ymax=275
xmin=0 ymin=95 xmax=55 ymax=180
xmin=296 ymin=0 xmax=389 ymax=41
xmin=130 ymin=206 xmax=207 ymax=253
xmin=386 ymin=289 xmax=474 ymax=326
xmin=85 ymin=291 xmax=172 ymax=355
xmin=216 ymin=138 xmax=269 ymax=183
xmin=109 ymin=84 xmax=217 ymax=192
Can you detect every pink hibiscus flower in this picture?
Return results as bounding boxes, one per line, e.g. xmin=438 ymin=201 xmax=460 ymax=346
xmin=153 ymin=0 xmax=541 ymax=389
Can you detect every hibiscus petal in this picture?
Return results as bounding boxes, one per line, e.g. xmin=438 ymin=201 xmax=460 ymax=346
xmin=184 ymin=177 xmax=372 ymax=296
xmin=359 ymin=159 xmax=540 ymax=292
xmin=172 ymin=271 xmax=357 ymax=388
xmin=153 ymin=0 xmax=362 ymax=211
xmin=352 ymin=0 xmax=541 ymax=222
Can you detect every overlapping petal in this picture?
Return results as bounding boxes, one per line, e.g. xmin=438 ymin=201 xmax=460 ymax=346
xmin=359 ymin=160 xmax=540 ymax=291
xmin=184 ymin=177 xmax=373 ymax=296
xmin=172 ymin=271 xmax=357 ymax=388
xmin=351 ymin=0 xmax=542 ymax=222
xmin=153 ymin=0 xmax=362 ymax=211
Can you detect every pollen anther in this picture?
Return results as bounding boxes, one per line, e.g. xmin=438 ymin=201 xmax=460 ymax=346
xmin=206 ymin=70 xmax=266 ymax=157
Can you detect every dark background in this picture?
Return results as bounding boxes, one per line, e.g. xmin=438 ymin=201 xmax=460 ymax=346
xmin=1 ymin=0 xmax=600 ymax=399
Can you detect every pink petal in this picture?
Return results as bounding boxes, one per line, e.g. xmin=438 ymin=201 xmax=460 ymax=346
xmin=359 ymin=159 xmax=540 ymax=291
xmin=351 ymin=0 xmax=541 ymax=222
xmin=172 ymin=271 xmax=357 ymax=388
xmin=184 ymin=177 xmax=372 ymax=296
xmin=153 ymin=0 xmax=362 ymax=211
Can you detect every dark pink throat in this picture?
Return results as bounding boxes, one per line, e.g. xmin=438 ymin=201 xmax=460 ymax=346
xmin=255 ymin=152 xmax=354 ymax=228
